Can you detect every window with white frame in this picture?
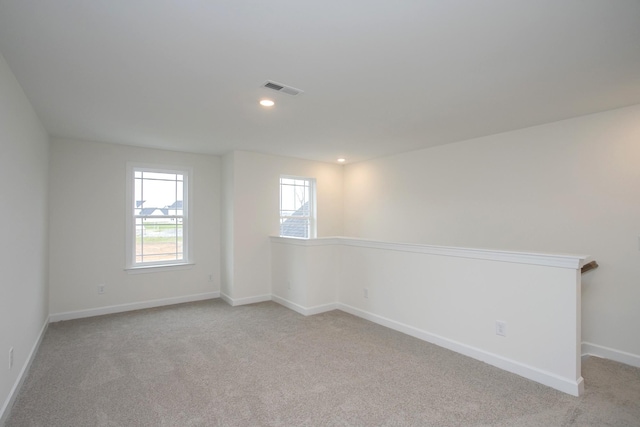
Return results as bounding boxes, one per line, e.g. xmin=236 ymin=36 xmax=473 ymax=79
xmin=279 ymin=176 xmax=316 ymax=239
xmin=126 ymin=165 xmax=191 ymax=268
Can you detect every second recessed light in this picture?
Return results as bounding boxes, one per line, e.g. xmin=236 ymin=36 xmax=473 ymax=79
xmin=260 ymin=99 xmax=275 ymax=107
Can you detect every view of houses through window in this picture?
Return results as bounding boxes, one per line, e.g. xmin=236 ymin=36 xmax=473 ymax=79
xmin=134 ymin=169 xmax=187 ymax=265
xmin=279 ymin=176 xmax=316 ymax=239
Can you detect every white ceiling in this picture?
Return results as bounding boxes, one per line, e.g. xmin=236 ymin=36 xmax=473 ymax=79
xmin=1 ymin=1 xmax=639 ymax=164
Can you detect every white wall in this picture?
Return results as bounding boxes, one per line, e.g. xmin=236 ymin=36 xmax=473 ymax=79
xmin=220 ymin=151 xmax=235 ymax=298
xmin=270 ymin=237 xmax=587 ymax=395
xmin=344 ymin=104 xmax=640 ymax=362
xmin=223 ymin=151 xmax=343 ymax=302
xmin=0 ymin=53 xmax=50 ymax=421
xmin=338 ymin=243 xmax=584 ymax=395
xmin=48 ymin=139 xmax=221 ymax=316
xmin=271 ymin=238 xmax=339 ymax=313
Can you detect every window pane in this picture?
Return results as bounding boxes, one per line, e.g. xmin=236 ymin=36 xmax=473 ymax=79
xmin=134 ymin=178 xmax=143 ymax=213
xmin=280 ymin=217 xmax=309 ymax=239
xmin=135 ymin=218 xmax=144 ymax=258
xmin=295 ymin=187 xmax=309 ymax=213
xmin=143 ymin=253 xmax=178 ymax=263
xmin=131 ymin=167 xmax=189 ymax=267
xmin=137 ymin=219 xmax=183 ymax=263
xmin=143 ymin=179 xmax=179 ymax=209
xmin=280 ymin=184 xmax=296 ymax=211
xmin=279 ymin=176 xmax=314 ymax=239
xmin=142 ymin=171 xmax=178 ymax=181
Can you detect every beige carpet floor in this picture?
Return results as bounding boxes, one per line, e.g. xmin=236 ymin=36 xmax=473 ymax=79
xmin=5 ymin=299 xmax=640 ymax=426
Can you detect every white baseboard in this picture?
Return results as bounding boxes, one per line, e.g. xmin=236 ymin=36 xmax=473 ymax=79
xmin=48 ymin=292 xmax=220 ymax=322
xmin=337 ymin=303 xmax=584 ymax=397
xmin=220 ymin=293 xmax=233 ymax=306
xmin=0 ymin=318 xmax=48 ymax=426
xmin=272 ymin=295 xmax=338 ymax=316
xmin=582 ymin=342 xmax=640 ymax=368
xmin=220 ymin=293 xmax=272 ymax=307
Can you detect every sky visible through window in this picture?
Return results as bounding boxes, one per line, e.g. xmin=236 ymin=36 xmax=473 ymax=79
xmin=280 ymin=178 xmax=309 ymax=215
xmin=134 ymin=171 xmax=183 ymax=212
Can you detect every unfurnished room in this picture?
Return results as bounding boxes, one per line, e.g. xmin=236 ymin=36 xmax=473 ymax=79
xmin=1 ymin=1 xmax=640 ymax=426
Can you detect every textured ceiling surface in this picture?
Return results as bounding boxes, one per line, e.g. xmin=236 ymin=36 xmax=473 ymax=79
xmin=1 ymin=1 xmax=639 ymax=163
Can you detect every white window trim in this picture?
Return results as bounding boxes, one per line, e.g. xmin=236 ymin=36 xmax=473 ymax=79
xmin=125 ymin=162 xmax=194 ymax=271
xmin=279 ymin=175 xmax=317 ymax=239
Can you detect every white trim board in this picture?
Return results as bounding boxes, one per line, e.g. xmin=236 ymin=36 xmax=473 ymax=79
xmin=271 ymin=295 xmax=338 ymax=316
xmin=48 ymin=292 xmax=219 ymax=322
xmin=582 ymin=342 xmax=640 ymax=368
xmin=0 ymin=319 xmax=48 ymax=426
xmin=337 ymin=303 xmax=584 ymax=397
xmin=270 ymin=236 xmax=590 ymax=269
xmin=220 ymin=293 xmax=272 ymax=307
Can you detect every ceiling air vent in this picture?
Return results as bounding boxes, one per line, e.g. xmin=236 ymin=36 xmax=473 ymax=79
xmin=262 ymin=80 xmax=304 ymax=96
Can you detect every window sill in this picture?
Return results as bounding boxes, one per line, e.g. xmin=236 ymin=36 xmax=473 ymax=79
xmin=125 ymin=263 xmax=195 ymax=274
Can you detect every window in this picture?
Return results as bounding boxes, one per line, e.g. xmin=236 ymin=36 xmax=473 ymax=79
xmin=279 ymin=176 xmax=316 ymax=239
xmin=126 ymin=165 xmax=191 ymax=269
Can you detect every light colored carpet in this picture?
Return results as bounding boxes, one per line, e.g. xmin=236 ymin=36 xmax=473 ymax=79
xmin=5 ymin=300 xmax=640 ymax=426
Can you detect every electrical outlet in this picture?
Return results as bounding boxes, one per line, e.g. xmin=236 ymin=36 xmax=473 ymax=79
xmin=208 ymin=274 xmax=213 ymax=282
xmin=97 ymin=284 xmax=105 ymax=294
xmin=287 ymin=281 xmax=292 ymax=290
xmin=495 ymin=320 xmax=507 ymax=337
xmin=9 ymin=347 xmax=13 ymax=369
xmin=363 ymin=288 xmax=369 ymax=299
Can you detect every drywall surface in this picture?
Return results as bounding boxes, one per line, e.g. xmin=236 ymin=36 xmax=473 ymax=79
xmin=224 ymin=151 xmax=343 ymax=301
xmin=271 ymin=238 xmax=339 ymax=311
xmin=221 ymin=151 xmax=234 ymax=298
xmin=270 ymin=237 xmax=586 ymax=395
xmin=338 ymin=243 xmax=583 ymax=394
xmin=343 ymin=104 xmax=640 ymax=361
xmin=0 ymin=52 xmax=50 ymax=421
xmin=48 ymin=139 xmax=221 ymax=316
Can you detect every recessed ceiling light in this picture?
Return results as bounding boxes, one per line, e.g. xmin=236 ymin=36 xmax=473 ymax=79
xmin=337 ymin=158 xmax=346 ymax=163
xmin=259 ymin=99 xmax=275 ymax=107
